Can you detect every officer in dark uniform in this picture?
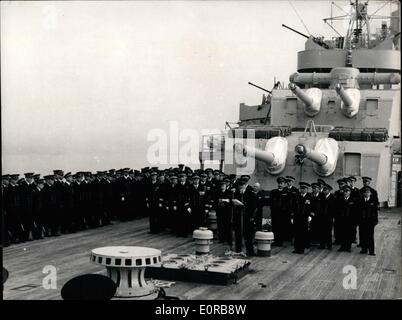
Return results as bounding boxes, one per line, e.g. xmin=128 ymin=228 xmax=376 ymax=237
xmin=63 ymin=172 xmax=77 ymax=232
xmin=156 ymin=172 xmax=169 ymax=230
xmin=336 ymin=185 xmax=356 ymax=252
xmin=346 ymin=176 xmax=360 ymax=243
xmin=317 ymin=183 xmax=335 ymax=249
xmin=146 ymin=171 xmax=160 ymax=233
xmin=233 ymin=175 xmax=257 ymax=256
xmin=19 ymin=173 xmax=36 ymax=241
xmin=32 ymin=179 xmax=45 ymax=239
xmin=215 ymin=179 xmax=233 ymax=245
xmin=360 ymin=177 xmax=379 ymax=207
xmin=2 ymin=175 xmax=11 ymax=246
xmin=333 ymin=178 xmax=347 ymax=245
xmin=117 ymin=168 xmax=133 ymax=221
xmin=269 ymin=177 xmax=290 ymax=246
xmin=176 ymin=172 xmax=191 ymax=237
xmin=188 ymin=173 xmax=207 ymax=230
xmin=253 ymin=182 xmax=269 ymax=231
xmin=358 ymin=187 xmax=378 ymax=255
xmin=166 ymin=174 xmax=179 ymax=232
xmin=53 ymin=170 xmax=66 ymax=232
xmin=317 ymin=179 xmax=326 ymax=193
xmin=5 ymin=174 xmax=25 ymax=243
xmin=73 ymin=172 xmax=87 ymax=230
xmin=309 ymin=182 xmax=321 ymax=245
xmin=33 ymin=174 xmax=41 ymax=184
xmin=292 ymin=182 xmax=312 ymax=254
xmin=42 ymin=175 xmax=60 ymax=236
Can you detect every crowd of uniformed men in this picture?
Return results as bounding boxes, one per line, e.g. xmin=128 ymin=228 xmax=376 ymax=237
xmin=1 ymin=164 xmax=379 ymax=256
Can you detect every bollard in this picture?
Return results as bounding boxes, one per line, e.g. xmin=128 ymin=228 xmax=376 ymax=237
xmin=193 ymin=227 xmax=214 ymax=255
xmin=254 ymin=231 xmax=274 ymax=257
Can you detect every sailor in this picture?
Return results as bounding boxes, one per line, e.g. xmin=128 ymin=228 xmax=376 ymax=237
xmin=166 ymin=174 xmax=179 ymax=232
xmin=215 ymin=179 xmax=233 ymax=246
xmin=189 ymin=173 xmax=207 ymax=230
xmin=333 ymin=178 xmax=347 ymax=245
xmin=360 ymin=177 xmax=379 ymax=207
xmin=229 ymin=174 xmax=239 ymax=192
xmin=336 ymin=185 xmax=356 ymax=252
xmin=176 ymin=172 xmax=191 ymax=237
xmin=146 ymin=171 xmax=160 ymax=233
xmin=19 ymin=173 xmax=36 ymax=241
xmin=357 ymin=187 xmax=378 ymax=256
xmin=309 ymin=182 xmax=321 ymax=246
xmin=317 ymin=179 xmax=326 ymax=193
xmin=42 ymin=175 xmax=60 ymax=237
xmin=5 ymin=174 xmax=25 ymax=243
xmin=253 ymin=182 xmax=268 ymax=231
xmin=53 ymin=170 xmax=66 ymax=231
xmin=269 ymin=177 xmax=290 ymax=246
xmin=62 ymin=172 xmax=76 ymax=232
xmin=317 ymin=183 xmax=335 ymax=249
xmin=156 ymin=172 xmax=168 ymax=231
xmin=117 ymin=168 xmax=133 ymax=222
xmin=32 ymin=178 xmax=45 ymax=239
xmin=292 ymin=182 xmax=312 ymax=254
xmin=2 ymin=175 xmax=11 ymax=246
xmin=233 ymin=175 xmax=257 ymax=256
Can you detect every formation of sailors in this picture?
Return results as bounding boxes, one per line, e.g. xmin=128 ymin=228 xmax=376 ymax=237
xmin=1 ymin=166 xmax=379 ymax=257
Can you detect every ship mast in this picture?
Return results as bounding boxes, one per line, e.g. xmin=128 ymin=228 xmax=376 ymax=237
xmin=323 ymin=0 xmax=400 ymax=50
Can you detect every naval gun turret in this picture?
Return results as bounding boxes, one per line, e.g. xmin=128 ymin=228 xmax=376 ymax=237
xmin=295 ymin=138 xmax=339 ymax=177
xmin=200 ymin=0 xmax=401 ymax=207
xmin=288 ymin=83 xmax=322 ymax=117
xmin=234 ymin=137 xmax=288 ymax=175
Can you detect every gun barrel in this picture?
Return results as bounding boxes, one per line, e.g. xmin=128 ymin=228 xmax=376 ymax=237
xmin=295 ymin=144 xmax=327 ymax=166
xmin=295 ymin=138 xmax=339 ymax=177
xmin=235 ymin=144 xmax=275 ymax=164
xmin=234 ymin=137 xmax=288 ymax=175
xmin=289 ymin=83 xmax=322 ymax=117
xmin=248 ymin=82 xmax=272 ymax=94
xmin=335 ymin=84 xmax=353 ymax=107
xmin=335 ymin=83 xmax=360 ymax=118
xmin=282 ymin=24 xmax=309 ymax=39
xmin=289 ymin=83 xmax=313 ymax=106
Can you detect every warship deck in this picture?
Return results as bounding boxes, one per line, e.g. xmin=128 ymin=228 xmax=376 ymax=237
xmin=3 ymin=208 xmax=401 ymax=300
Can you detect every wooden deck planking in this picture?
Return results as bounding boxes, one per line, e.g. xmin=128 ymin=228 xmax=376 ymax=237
xmin=3 ymin=209 xmax=401 ymax=300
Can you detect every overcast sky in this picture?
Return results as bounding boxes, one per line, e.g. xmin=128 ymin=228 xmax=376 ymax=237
xmin=1 ymin=0 xmax=396 ymax=174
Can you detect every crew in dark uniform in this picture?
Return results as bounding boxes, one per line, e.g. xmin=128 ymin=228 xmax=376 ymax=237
xmin=146 ymin=171 xmax=160 ymax=233
xmin=2 ymin=175 xmax=11 ymax=246
xmin=117 ymin=168 xmax=133 ymax=221
xmin=63 ymin=172 xmax=76 ymax=232
xmin=32 ymin=179 xmax=45 ymax=239
xmin=233 ymin=175 xmax=257 ymax=256
xmin=309 ymin=182 xmax=321 ymax=245
xmin=333 ymin=178 xmax=347 ymax=245
xmin=292 ymin=182 xmax=311 ymax=254
xmin=253 ymin=182 xmax=265 ymax=231
xmin=189 ymin=173 xmax=207 ymax=230
xmin=5 ymin=174 xmax=25 ymax=243
xmin=175 ymin=172 xmax=191 ymax=236
xmin=215 ymin=179 xmax=233 ymax=245
xmin=336 ymin=185 xmax=356 ymax=252
xmin=42 ymin=175 xmax=60 ymax=236
xmin=53 ymin=170 xmax=66 ymax=232
xmin=166 ymin=174 xmax=179 ymax=232
xmin=19 ymin=173 xmax=36 ymax=241
xmin=317 ymin=183 xmax=335 ymax=249
xmin=358 ymin=187 xmax=378 ymax=256
xmin=269 ymin=177 xmax=290 ymax=246
xmin=360 ymin=177 xmax=379 ymax=207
